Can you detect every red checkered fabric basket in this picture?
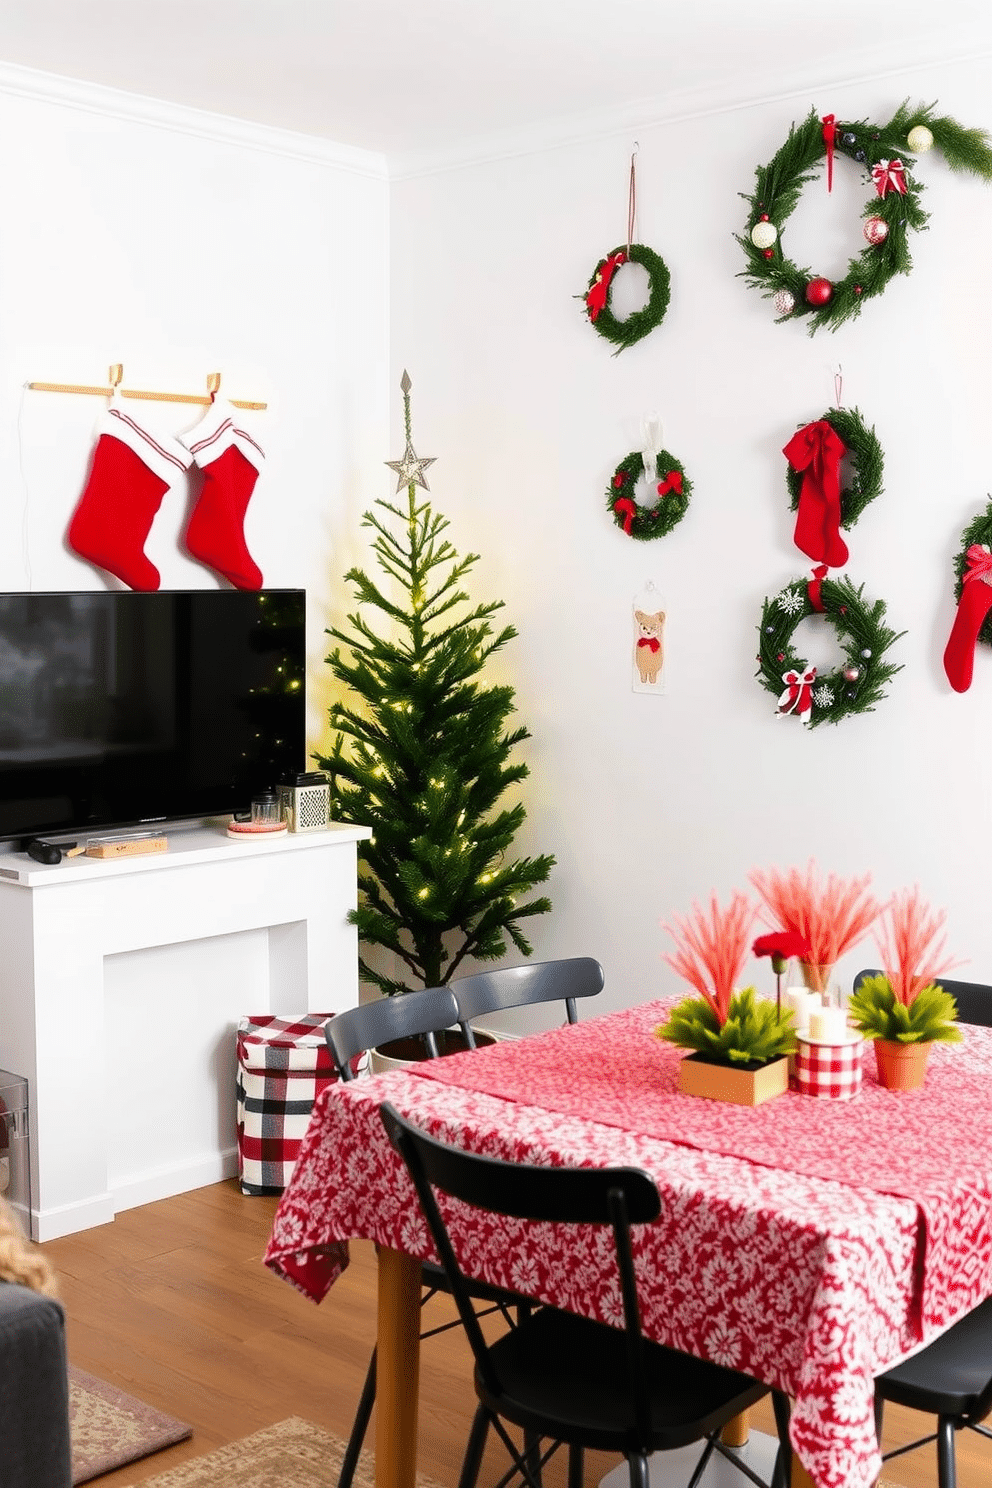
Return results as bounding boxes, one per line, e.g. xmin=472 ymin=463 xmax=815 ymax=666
xmin=236 ymin=1014 xmax=342 ymax=1195
xmin=793 ymin=1034 xmax=864 ymax=1101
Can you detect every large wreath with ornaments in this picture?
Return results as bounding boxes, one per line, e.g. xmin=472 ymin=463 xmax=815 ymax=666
xmin=757 ymin=573 xmax=904 ymax=726
xmin=582 ymin=243 xmax=671 ymax=352
xmin=608 ymin=448 xmax=690 ymax=540
xmin=739 ymin=101 xmax=992 ymax=333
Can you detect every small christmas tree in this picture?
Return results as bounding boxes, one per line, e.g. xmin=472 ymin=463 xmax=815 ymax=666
xmin=317 ymin=372 xmax=554 ymax=995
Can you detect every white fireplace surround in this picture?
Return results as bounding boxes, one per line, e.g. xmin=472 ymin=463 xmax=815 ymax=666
xmin=0 ymin=822 xmax=369 ymax=1240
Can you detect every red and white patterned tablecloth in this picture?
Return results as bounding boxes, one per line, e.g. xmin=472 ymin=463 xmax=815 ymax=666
xmin=265 ymin=999 xmax=992 ymax=1488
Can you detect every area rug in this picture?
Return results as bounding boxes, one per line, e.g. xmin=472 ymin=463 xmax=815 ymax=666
xmin=137 ymin=1418 xmax=447 ymax=1488
xmin=69 ymin=1366 xmax=193 ymax=1485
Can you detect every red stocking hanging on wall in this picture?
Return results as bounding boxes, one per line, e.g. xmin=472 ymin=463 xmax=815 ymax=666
xmin=67 ymin=399 xmax=193 ymax=590
xmin=181 ymin=400 xmax=265 ymax=590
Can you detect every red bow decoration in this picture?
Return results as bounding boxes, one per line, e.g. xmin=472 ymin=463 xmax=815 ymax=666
xmin=637 ymin=636 xmax=661 ymax=653
xmin=783 ymin=420 xmax=849 ymax=568
xmin=656 ymin=470 xmax=683 ymax=497
xmin=807 ymin=564 xmax=829 ymax=613
xmin=822 ymin=114 xmax=836 ymax=192
xmin=777 ymin=665 xmax=817 ymax=722
xmin=613 ymin=497 xmax=637 ymax=534
xmin=872 ymin=159 xmax=906 ymax=197
xmin=586 ymin=251 xmax=626 ymax=322
xmin=963 ymin=544 xmax=992 ymax=587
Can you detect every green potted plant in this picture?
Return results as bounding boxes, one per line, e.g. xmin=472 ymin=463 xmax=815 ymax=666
xmin=656 ymin=892 xmax=796 ymax=1106
xmin=847 ymin=888 xmax=962 ymax=1090
xmin=317 ymin=373 xmax=554 ymax=1059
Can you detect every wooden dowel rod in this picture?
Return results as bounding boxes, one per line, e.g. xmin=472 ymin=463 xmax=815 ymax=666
xmin=27 ymin=381 xmax=266 ymax=411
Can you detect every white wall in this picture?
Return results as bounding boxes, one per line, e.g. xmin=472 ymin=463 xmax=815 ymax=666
xmin=0 ymin=64 xmax=390 ymax=745
xmin=0 ymin=66 xmax=390 ymax=1209
xmin=389 ymin=52 xmax=992 ymax=1018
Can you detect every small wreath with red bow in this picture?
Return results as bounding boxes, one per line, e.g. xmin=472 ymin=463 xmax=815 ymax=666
xmin=756 ymin=573 xmax=903 ymax=727
xmin=784 ymin=406 xmax=884 ymax=555
xmin=739 ymin=101 xmax=992 ymax=333
xmin=608 ymin=448 xmax=690 ymax=541
xmin=581 ymin=243 xmax=671 ymax=352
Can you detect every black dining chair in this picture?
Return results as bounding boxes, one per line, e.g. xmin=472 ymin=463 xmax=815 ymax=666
xmin=855 ymin=969 xmax=992 ymax=1488
xmin=452 ymin=957 xmax=605 ymax=1048
xmin=379 ymin=1100 xmax=788 ymax=1488
xmin=325 ymin=988 xmax=528 ymax=1488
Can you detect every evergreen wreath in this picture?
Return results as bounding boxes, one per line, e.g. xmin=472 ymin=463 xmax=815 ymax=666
xmin=785 ymin=406 xmax=884 ymax=529
xmin=757 ymin=574 xmax=904 ymax=727
xmin=952 ymin=499 xmax=992 ymax=646
xmin=739 ymin=100 xmax=992 ymax=333
xmin=608 ymin=447 xmax=690 ymax=540
xmin=581 ymin=243 xmax=671 ymax=351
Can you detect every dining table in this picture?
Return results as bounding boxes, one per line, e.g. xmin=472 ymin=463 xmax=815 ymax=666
xmin=264 ymin=996 xmax=992 ymax=1488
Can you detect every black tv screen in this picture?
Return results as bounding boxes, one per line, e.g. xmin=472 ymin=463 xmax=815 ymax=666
xmin=0 ymin=589 xmax=306 ymax=843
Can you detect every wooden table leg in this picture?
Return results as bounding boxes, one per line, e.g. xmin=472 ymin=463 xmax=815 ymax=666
xmin=721 ymin=1410 xmax=750 ymax=1447
xmin=376 ymin=1247 xmax=422 ymax=1488
xmin=789 ymin=1460 xmax=815 ymax=1488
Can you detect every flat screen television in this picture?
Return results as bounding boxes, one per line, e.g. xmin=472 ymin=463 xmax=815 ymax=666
xmin=0 ymin=589 xmax=307 ymax=844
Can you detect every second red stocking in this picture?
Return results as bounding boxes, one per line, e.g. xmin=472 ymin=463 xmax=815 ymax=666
xmin=182 ymin=401 xmax=265 ymax=590
xmin=943 ymin=544 xmax=992 ymax=692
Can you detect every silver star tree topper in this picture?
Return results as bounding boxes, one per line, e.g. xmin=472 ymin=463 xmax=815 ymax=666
xmin=385 ymin=370 xmax=437 ymax=492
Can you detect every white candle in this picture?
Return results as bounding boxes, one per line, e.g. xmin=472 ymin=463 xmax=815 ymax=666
xmin=808 ymin=1005 xmax=848 ymax=1043
xmin=784 ymin=987 xmax=818 ymax=1032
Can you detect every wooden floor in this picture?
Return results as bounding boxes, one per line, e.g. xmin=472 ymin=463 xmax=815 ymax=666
xmin=42 ymin=1180 xmax=987 ymax=1488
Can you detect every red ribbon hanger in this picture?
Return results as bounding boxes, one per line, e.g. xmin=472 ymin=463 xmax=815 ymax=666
xmin=822 ymin=114 xmax=836 ymax=191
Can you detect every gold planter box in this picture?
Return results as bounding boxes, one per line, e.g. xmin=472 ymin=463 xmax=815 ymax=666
xmin=676 ymin=1052 xmax=789 ymax=1107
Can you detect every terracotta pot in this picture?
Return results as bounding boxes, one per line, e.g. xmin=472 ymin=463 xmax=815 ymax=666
xmin=799 ymin=961 xmax=834 ymax=996
xmin=874 ymin=1038 xmax=930 ymax=1092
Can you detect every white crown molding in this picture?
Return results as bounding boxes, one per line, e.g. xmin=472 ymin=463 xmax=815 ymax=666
xmin=388 ymin=31 xmax=992 ymax=181
xmin=0 ymin=59 xmax=388 ymax=180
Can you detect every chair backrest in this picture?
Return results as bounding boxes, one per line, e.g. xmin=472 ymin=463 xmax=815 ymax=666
xmin=854 ymin=969 xmax=992 ymax=1028
xmin=379 ymin=1100 xmax=660 ymax=1440
xmin=324 ymin=986 xmax=461 ymax=1079
xmin=452 ymin=957 xmax=605 ymax=1048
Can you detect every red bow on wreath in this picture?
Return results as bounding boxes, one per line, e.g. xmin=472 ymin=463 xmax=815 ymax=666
xmin=614 ymin=497 xmax=637 ymax=534
xmin=783 ymin=420 xmax=849 ymax=568
xmin=872 ymin=159 xmax=907 ymax=197
xmin=586 ymin=251 xmax=627 ymax=322
xmin=777 ymin=665 xmax=817 ymax=722
xmin=656 ymin=470 xmax=683 ymax=497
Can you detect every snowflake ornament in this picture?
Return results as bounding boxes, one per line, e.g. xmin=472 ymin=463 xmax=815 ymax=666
xmin=813 ymin=685 xmax=835 ymax=708
xmin=776 ymin=589 xmax=805 ymax=617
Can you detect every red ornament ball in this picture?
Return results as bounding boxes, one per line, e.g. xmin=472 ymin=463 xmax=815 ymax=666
xmin=805 ymin=277 xmax=833 ymax=307
xmin=863 ymin=216 xmax=889 ymax=246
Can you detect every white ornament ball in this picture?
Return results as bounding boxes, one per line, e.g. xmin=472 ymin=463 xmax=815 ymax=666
xmin=907 ymin=125 xmax=934 ymax=154
xmin=863 ymin=216 xmax=889 ymax=246
xmin=750 ymin=220 xmax=778 ymax=250
xmin=773 ymin=288 xmax=796 ymax=315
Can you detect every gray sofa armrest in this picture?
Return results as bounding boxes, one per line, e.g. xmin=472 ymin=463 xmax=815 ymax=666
xmin=0 ymin=1281 xmax=72 ymax=1488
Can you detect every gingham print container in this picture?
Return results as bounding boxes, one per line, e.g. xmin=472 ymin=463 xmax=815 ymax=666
xmin=236 ymin=1014 xmax=341 ymax=1195
xmin=794 ymin=1033 xmax=865 ymax=1101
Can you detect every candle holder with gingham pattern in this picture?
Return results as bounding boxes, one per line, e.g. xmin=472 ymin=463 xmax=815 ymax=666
xmin=794 ymin=1032 xmax=865 ymax=1100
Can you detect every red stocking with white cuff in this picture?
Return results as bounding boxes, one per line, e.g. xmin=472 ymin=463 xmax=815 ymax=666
xmin=67 ymin=400 xmax=192 ymax=591
xmin=181 ymin=401 xmax=265 ymax=590
xmin=943 ymin=544 xmax=992 ymax=692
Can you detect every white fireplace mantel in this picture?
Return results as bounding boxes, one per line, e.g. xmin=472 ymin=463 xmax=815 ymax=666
xmin=0 ymin=822 xmax=370 ymax=1239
